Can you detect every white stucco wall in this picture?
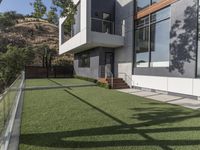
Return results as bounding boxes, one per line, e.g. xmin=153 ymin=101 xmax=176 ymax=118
xmin=133 ymin=75 xmax=200 ymax=97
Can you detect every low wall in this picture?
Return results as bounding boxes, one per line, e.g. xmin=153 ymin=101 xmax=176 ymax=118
xmin=132 ymin=75 xmax=200 ymax=97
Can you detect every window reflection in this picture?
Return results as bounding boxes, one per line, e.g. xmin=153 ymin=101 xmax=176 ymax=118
xmin=136 ymin=0 xmax=151 ymax=12
xmin=197 ymin=1 xmax=200 ymax=77
xmin=136 ymin=0 xmax=163 ymax=12
xmin=150 ymin=20 xmax=170 ymax=67
xmin=135 ymin=7 xmax=170 ymax=68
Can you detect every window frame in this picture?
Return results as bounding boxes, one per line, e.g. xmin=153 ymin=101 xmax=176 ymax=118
xmin=134 ymin=6 xmax=171 ymax=68
xmin=136 ymin=0 xmax=163 ymax=12
xmin=78 ymin=51 xmax=90 ymax=68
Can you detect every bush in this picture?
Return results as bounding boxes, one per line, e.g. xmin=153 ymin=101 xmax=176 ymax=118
xmin=74 ymin=75 xmax=110 ymax=89
xmin=74 ymin=75 xmax=97 ymax=83
xmin=97 ymin=82 xmax=110 ymax=89
xmin=0 ymin=46 xmax=34 ymax=85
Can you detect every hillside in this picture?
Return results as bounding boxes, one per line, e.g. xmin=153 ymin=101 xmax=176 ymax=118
xmin=0 ymin=18 xmax=73 ymax=65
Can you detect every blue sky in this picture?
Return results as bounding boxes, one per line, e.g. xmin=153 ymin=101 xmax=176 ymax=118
xmin=0 ymin=0 xmax=54 ymax=15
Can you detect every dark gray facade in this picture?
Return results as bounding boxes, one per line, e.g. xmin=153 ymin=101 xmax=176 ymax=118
xmin=74 ymin=48 xmax=114 ymax=79
xmin=73 ymin=0 xmax=200 ymax=80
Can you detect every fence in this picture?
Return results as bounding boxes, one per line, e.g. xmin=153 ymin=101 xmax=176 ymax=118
xmin=0 ymin=72 xmax=25 ymax=150
xmin=25 ymin=66 xmax=74 ymax=79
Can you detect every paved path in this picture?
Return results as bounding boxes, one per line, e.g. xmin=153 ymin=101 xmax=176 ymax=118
xmin=117 ymin=89 xmax=200 ymax=110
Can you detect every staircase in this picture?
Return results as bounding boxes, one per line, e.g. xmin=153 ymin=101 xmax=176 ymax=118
xmin=106 ymin=78 xmax=130 ymax=89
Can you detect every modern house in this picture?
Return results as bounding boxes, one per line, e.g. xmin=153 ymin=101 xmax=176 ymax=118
xmin=59 ymin=0 xmax=200 ymax=98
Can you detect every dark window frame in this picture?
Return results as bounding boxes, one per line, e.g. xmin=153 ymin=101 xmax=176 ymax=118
xmin=134 ymin=6 xmax=171 ymax=68
xmin=135 ymin=0 xmax=163 ymax=12
xmin=78 ymin=51 xmax=90 ymax=68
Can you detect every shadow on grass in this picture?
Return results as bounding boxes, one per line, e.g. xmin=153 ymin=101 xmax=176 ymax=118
xmin=20 ymin=89 xmax=200 ymax=149
xmin=20 ymin=126 xmax=200 ymax=148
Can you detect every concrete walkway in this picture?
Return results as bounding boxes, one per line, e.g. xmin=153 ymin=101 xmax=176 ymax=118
xmin=117 ymin=89 xmax=200 ymax=110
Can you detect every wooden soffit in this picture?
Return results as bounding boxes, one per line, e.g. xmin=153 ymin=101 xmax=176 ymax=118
xmin=135 ymin=0 xmax=177 ymax=19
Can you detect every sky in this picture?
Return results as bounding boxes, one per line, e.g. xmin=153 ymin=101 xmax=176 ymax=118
xmin=0 ymin=0 xmax=54 ymax=16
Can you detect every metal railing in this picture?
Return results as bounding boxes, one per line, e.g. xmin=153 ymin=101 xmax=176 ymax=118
xmin=0 ymin=72 xmax=25 ymax=150
xmin=99 ymin=65 xmax=114 ymax=88
xmin=105 ymin=66 xmax=114 ymax=89
xmin=118 ymin=72 xmax=133 ymax=88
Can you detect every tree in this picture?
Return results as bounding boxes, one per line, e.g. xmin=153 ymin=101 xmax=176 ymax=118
xmin=0 ymin=46 xmax=34 ymax=85
xmin=52 ymin=0 xmax=77 ymax=33
xmin=33 ymin=44 xmax=57 ymax=68
xmin=0 ymin=11 xmax=24 ymax=30
xmin=47 ymin=6 xmax=58 ymax=25
xmin=31 ymin=0 xmax=47 ymax=19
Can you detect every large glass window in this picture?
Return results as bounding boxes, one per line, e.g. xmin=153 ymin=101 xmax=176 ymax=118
xmin=135 ymin=16 xmax=150 ymax=67
xmin=150 ymin=7 xmax=170 ymax=67
xmin=61 ymin=3 xmax=81 ymax=44
xmin=92 ymin=12 xmax=113 ymax=34
xmin=135 ymin=7 xmax=170 ymax=68
xmin=136 ymin=0 xmax=163 ymax=12
xmin=150 ymin=20 xmax=170 ymax=67
xmin=136 ymin=0 xmax=151 ymax=12
xmin=151 ymin=0 xmax=162 ymax=5
xmin=78 ymin=52 xmax=90 ymax=68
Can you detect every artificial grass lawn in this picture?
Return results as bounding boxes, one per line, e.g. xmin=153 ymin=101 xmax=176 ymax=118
xmin=25 ymin=78 xmax=94 ymax=87
xmin=20 ymin=79 xmax=200 ymax=150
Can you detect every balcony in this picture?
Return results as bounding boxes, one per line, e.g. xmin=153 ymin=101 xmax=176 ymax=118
xmin=59 ymin=0 xmax=124 ymax=54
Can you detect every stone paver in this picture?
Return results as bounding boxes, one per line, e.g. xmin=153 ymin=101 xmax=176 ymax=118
xmin=132 ymin=91 xmax=160 ymax=97
xmin=147 ymin=94 xmax=182 ymax=103
xmin=117 ymin=89 xmax=141 ymax=93
xmin=117 ymin=88 xmax=200 ymax=110
xmin=168 ymin=98 xmax=200 ymax=110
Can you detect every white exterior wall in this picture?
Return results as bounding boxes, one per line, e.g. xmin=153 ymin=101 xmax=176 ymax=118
xmin=59 ymin=0 xmax=124 ymax=54
xmin=59 ymin=0 xmax=88 ymax=54
xmin=132 ymin=75 xmax=200 ymax=97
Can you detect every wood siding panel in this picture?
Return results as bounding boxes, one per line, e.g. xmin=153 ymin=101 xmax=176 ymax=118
xmin=135 ymin=0 xmax=177 ymax=19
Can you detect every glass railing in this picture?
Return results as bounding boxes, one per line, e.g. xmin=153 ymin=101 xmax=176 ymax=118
xmin=91 ymin=18 xmax=115 ymax=34
xmin=0 ymin=72 xmax=24 ymax=147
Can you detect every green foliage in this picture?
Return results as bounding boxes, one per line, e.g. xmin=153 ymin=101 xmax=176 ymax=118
xmin=33 ymin=44 xmax=57 ymax=68
xmin=52 ymin=0 xmax=76 ymax=17
xmin=74 ymin=75 xmax=97 ymax=83
xmin=0 ymin=46 xmax=34 ymax=84
xmin=0 ymin=11 xmax=24 ymax=29
xmin=47 ymin=6 xmax=58 ymax=25
xmin=52 ymin=56 xmax=73 ymax=67
xmin=31 ymin=0 xmax=47 ymax=19
xmin=97 ymin=82 xmax=110 ymax=89
xmin=52 ymin=0 xmax=77 ymax=34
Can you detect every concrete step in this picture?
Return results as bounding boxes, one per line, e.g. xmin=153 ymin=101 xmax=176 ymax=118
xmin=106 ymin=78 xmax=130 ymax=89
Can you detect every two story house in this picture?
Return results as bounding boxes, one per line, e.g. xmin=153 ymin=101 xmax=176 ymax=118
xmin=59 ymin=0 xmax=200 ymax=99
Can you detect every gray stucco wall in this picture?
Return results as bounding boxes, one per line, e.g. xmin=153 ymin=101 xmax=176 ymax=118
xmin=134 ymin=0 xmax=198 ymax=78
xmin=74 ymin=49 xmax=100 ymax=79
xmin=114 ymin=0 xmax=134 ymax=78
xmin=74 ymin=47 xmax=114 ymax=79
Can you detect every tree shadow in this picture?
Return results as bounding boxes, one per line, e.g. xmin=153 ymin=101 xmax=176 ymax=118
xmin=20 ymin=88 xmax=200 ymax=149
xmin=20 ymin=125 xmax=200 ymax=149
xmin=170 ymin=1 xmax=197 ymax=74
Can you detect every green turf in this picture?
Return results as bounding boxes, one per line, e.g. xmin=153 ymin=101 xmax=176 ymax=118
xmin=20 ymin=79 xmax=200 ymax=150
xmin=25 ymin=78 xmax=95 ymax=87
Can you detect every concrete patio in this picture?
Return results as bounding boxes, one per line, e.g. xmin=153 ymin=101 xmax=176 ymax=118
xmin=118 ymin=89 xmax=200 ymax=110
